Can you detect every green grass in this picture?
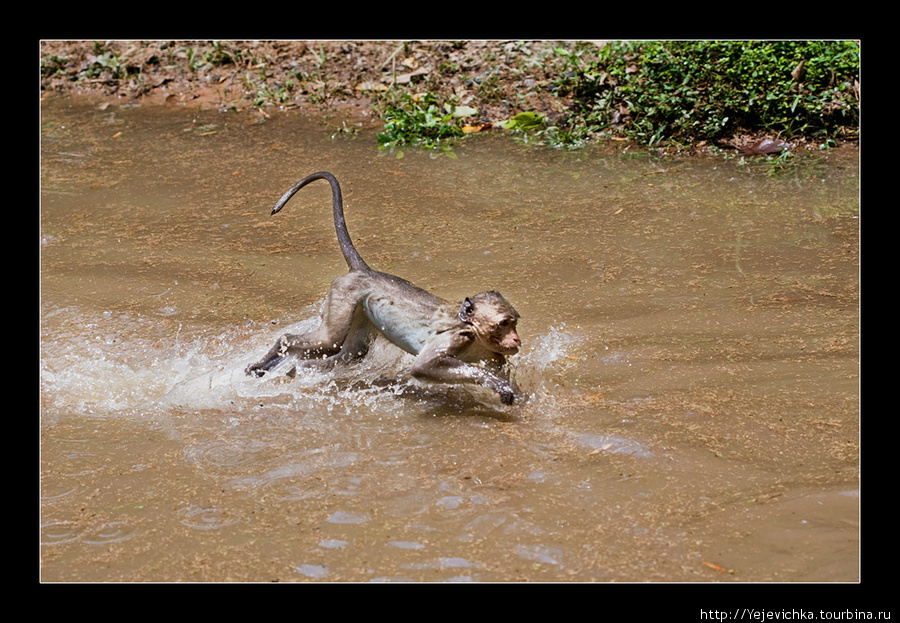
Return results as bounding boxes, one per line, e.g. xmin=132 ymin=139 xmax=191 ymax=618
xmin=374 ymin=92 xmax=467 ymax=150
xmin=551 ymin=40 xmax=860 ymax=149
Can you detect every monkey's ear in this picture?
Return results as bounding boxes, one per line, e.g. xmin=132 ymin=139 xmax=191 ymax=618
xmin=458 ymin=298 xmax=475 ymax=324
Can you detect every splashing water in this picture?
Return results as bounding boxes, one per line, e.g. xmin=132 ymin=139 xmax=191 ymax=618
xmin=41 ymin=301 xmax=579 ymax=422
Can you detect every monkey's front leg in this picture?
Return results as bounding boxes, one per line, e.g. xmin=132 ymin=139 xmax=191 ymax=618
xmin=410 ymin=345 xmax=517 ymax=405
xmin=411 ymin=355 xmax=517 ymax=404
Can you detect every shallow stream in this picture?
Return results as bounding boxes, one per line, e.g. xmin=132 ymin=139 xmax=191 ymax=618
xmin=40 ymin=98 xmax=859 ymax=582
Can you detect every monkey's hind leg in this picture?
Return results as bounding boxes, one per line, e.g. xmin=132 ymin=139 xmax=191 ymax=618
xmin=246 ymin=277 xmax=371 ymax=377
xmin=245 ymin=331 xmax=324 ymax=377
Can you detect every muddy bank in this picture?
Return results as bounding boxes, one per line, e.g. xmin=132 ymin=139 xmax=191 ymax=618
xmin=39 ymin=40 xmax=579 ymax=125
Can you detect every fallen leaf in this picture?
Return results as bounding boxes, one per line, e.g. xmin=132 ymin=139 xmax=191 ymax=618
xmin=448 ymin=104 xmax=480 ymax=118
xmin=394 ymin=67 xmax=429 ymax=85
xmin=462 ymin=122 xmax=492 ymax=133
xmin=355 ymin=81 xmax=387 ymax=92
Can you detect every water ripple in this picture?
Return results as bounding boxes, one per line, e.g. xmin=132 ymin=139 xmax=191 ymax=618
xmin=183 ymin=439 xmax=268 ymax=469
xmin=40 ymin=521 xmax=82 ymax=546
xmin=81 ymin=521 xmax=137 ymax=545
xmin=178 ymin=505 xmax=242 ymax=530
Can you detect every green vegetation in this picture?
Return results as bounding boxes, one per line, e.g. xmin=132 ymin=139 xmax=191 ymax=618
xmin=40 ymin=54 xmax=69 ymax=78
xmin=374 ymin=91 xmax=552 ymax=156
xmin=375 ymin=92 xmax=466 ymax=150
xmin=40 ymin=43 xmax=130 ymax=81
xmin=549 ymin=40 xmax=860 ymax=149
xmin=372 ymin=41 xmax=860 ymax=153
xmin=373 ymin=93 xmax=551 ymax=153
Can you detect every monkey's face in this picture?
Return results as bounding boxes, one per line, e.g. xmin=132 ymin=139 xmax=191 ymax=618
xmin=474 ymin=303 xmax=521 ymax=355
xmin=460 ymin=291 xmax=522 ymax=356
xmin=488 ymin=315 xmax=521 ymax=355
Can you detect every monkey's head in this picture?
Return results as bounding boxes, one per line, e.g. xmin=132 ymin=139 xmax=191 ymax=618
xmin=459 ymin=291 xmax=521 ymax=355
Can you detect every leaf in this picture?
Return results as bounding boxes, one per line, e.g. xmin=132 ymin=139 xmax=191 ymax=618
xmin=462 ymin=122 xmax=493 ymax=133
xmin=446 ymin=104 xmax=479 ymax=118
xmin=494 ymin=111 xmax=545 ymax=131
xmin=394 ymin=67 xmax=429 ymax=85
xmin=355 ymin=81 xmax=387 ymax=92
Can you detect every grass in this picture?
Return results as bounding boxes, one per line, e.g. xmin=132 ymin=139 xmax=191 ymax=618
xmin=374 ymin=91 xmax=465 ymax=151
xmin=366 ymin=41 xmax=859 ymax=154
xmin=550 ymin=40 xmax=860 ymax=149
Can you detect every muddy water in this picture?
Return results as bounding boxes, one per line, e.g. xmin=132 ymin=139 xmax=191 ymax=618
xmin=39 ymin=98 xmax=859 ymax=583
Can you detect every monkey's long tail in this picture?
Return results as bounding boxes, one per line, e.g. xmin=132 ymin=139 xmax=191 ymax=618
xmin=271 ymin=171 xmax=370 ymax=272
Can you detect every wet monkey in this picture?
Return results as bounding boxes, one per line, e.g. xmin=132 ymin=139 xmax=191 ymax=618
xmin=245 ymin=172 xmax=523 ymax=405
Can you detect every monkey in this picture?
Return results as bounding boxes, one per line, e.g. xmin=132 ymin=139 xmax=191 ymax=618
xmin=245 ymin=171 xmax=523 ymax=405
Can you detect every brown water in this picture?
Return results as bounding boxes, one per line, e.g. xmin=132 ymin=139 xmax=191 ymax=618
xmin=39 ymin=98 xmax=860 ymax=583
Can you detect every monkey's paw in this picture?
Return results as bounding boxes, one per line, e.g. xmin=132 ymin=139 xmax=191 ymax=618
xmin=245 ymin=364 xmax=266 ymax=377
xmin=499 ymin=387 xmax=516 ymax=406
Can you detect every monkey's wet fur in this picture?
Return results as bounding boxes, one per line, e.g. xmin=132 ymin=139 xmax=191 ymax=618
xmin=246 ymin=172 xmax=523 ymax=405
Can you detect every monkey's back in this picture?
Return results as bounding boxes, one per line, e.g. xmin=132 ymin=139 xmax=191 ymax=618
xmin=360 ymin=271 xmax=456 ymax=356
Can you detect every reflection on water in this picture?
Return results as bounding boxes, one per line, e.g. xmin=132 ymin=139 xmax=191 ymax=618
xmin=40 ymin=98 xmax=859 ymax=582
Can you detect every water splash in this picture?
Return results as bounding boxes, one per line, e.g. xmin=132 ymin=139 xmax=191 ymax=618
xmin=40 ymin=304 xmax=583 ymax=421
xmin=511 ymin=323 xmax=584 ymax=410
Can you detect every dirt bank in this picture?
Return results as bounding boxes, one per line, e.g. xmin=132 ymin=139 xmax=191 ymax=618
xmin=40 ymin=40 xmax=582 ymax=126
